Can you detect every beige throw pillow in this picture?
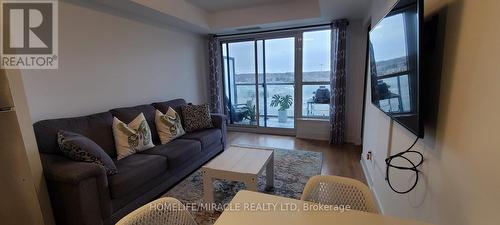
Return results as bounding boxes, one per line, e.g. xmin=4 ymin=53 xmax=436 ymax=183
xmin=155 ymin=108 xmax=186 ymax=144
xmin=113 ymin=113 xmax=155 ymax=160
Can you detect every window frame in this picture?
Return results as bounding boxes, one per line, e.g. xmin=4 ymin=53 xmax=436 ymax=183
xmin=219 ymin=27 xmax=332 ymax=131
xmin=300 ymin=29 xmax=332 ymax=119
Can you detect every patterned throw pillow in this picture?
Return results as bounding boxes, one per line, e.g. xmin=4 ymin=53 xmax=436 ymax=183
xmin=155 ymin=108 xmax=186 ymax=144
xmin=58 ymin=130 xmax=118 ymax=175
xmin=181 ymin=104 xmax=213 ymax=132
xmin=113 ymin=113 xmax=155 ymax=160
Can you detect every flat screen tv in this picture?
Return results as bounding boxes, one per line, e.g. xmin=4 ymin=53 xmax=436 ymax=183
xmin=369 ymin=0 xmax=424 ymax=138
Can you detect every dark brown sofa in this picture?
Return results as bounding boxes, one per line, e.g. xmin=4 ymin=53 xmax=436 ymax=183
xmin=33 ymin=99 xmax=226 ymax=225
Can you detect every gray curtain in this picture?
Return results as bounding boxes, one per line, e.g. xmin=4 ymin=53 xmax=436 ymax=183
xmin=329 ymin=19 xmax=349 ymax=144
xmin=208 ymin=35 xmax=223 ymax=114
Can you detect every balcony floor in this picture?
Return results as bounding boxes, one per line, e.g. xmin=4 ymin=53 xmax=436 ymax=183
xmin=231 ymin=116 xmax=294 ymax=129
xmin=259 ymin=116 xmax=294 ymax=129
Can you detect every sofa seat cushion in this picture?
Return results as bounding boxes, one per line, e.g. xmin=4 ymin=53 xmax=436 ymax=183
xmin=109 ymin=154 xmax=167 ymax=199
xmin=140 ymin=139 xmax=201 ymax=169
xmin=180 ymin=128 xmax=222 ymax=149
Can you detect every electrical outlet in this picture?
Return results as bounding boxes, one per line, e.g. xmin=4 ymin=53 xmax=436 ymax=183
xmin=367 ymin=151 xmax=372 ymax=161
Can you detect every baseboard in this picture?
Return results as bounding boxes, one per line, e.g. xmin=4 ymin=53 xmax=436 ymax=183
xmin=360 ymin=158 xmax=373 ymax=186
xmin=228 ymin=126 xmax=296 ymax=136
xmin=360 ymin=159 xmax=385 ymax=214
xmin=346 ymin=134 xmax=362 ymax=146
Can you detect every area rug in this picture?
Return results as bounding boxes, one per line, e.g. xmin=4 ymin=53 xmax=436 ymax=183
xmin=162 ymin=147 xmax=322 ymax=225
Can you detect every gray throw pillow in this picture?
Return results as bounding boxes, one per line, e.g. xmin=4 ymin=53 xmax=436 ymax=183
xmin=181 ymin=104 xmax=213 ymax=132
xmin=58 ymin=130 xmax=118 ymax=175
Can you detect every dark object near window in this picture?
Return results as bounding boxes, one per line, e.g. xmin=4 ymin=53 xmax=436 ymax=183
xmin=376 ymin=81 xmax=391 ymax=99
xmin=314 ymin=86 xmax=330 ymax=104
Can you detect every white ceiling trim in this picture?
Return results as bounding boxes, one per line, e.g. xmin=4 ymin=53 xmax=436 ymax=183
xmin=209 ymin=0 xmax=321 ymax=32
xmin=187 ymin=0 xmax=293 ymax=12
xmin=77 ymin=0 xmax=372 ymax=34
xmin=131 ymin=0 xmax=210 ymax=29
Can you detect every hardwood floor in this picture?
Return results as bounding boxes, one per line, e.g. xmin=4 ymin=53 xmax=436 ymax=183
xmin=227 ymin=132 xmax=367 ymax=184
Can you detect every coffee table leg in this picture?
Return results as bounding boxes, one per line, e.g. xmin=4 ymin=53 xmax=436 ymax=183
xmin=246 ymin=177 xmax=258 ymax=191
xmin=203 ymin=170 xmax=214 ymax=204
xmin=266 ymin=152 xmax=274 ymax=189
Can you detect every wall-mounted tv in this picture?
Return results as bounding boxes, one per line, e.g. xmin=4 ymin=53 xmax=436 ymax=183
xmin=369 ymin=0 xmax=424 ymax=138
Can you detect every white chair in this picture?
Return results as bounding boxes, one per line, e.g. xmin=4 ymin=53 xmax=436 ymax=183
xmin=116 ymin=197 xmax=197 ymax=225
xmin=301 ymin=175 xmax=379 ymax=213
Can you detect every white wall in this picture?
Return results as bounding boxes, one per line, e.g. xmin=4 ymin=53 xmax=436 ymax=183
xmin=362 ymin=0 xmax=500 ymax=225
xmin=21 ymin=1 xmax=208 ymax=122
xmin=296 ymin=118 xmax=330 ymax=141
xmin=345 ymin=19 xmax=367 ymax=145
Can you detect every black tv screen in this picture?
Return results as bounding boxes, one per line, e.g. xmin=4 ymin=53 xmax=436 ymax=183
xmin=369 ymin=0 xmax=424 ymax=138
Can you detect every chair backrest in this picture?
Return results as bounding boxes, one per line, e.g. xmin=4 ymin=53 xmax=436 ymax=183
xmin=301 ymin=175 xmax=379 ymax=213
xmin=116 ymin=197 xmax=197 ymax=225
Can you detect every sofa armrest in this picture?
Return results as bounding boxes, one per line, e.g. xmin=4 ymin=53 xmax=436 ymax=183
xmin=41 ymin=153 xmax=112 ymax=225
xmin=211 ymin=113 xmax=227 ymax=128
xmin=43 ymin=154 xmax=107 ymax=184
xmin=211 ymin=113 xmax=227 ymax=148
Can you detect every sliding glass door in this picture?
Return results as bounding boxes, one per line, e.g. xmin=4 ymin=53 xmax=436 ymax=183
xmin=223 ymin=36 xmax=296 ymax=129
xmin=222 ymin=28 xmax=331 ymax=132
xmin=259 ymin=37 xmax=295 ymax=129
xmin=222 ymin=41 xmax=258 ymax=126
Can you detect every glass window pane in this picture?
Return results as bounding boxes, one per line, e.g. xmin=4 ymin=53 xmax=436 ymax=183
xmin=227 ymin=41 xmax=257 ymax=126
xmin=265 ymin=38 xmax=295 ymax=84
xmin=303 ymin=30 xmax=331 ymax=82
xmin=376 ymin=75 xmax=411 ymax=113
xmin=265 ymin=85 xmax=294 ymax=117
xmin=235 ymin=84 xmax=256 ymax=109
xmin=230 ymin=42 xmax=255 ymax=85
xmin=302 ymin=85 xmax=330 ymax=117
xmin=370 ymin=13 xmax=408 ymax=76
xmin=261 ymin=84 xmax=294 ymax=128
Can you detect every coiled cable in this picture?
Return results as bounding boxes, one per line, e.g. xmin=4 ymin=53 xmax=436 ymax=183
xmin=385 ymin=137 xmax=424 ymax=194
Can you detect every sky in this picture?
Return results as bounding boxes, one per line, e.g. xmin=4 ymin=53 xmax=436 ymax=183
xmin=370 ymin=13 xmax=408 ymax=62
xmin=223 ymin=15 xmax=409 ymax=74
xmin=223 ymin=30 xmax=331 ymax=74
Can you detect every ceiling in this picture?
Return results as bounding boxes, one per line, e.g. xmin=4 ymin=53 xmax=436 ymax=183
xmin=186 ymin=0 xmax=293 ymax=12
xmin=89 ymin=0 xmax=373 ymax=34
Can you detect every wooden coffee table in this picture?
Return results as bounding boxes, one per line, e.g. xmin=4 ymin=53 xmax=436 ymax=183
xmin=202 ymin=146 xmax=274 ymax=204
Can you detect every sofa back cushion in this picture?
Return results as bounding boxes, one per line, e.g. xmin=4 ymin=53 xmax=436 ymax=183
xmin=110 ymin=104 xmax=159 ymax=145
xmin=33 ymin=112 xmax=116 ymax=157
xmin=152 ymin=99 xmax=187 ymax=117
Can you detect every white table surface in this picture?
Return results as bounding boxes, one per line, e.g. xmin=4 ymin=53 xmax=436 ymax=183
xmin=214 ymin=190 xmax=432 ymax=225
xmin=202 ymin=146 xmax=274 ymax=204
xmin=203 ymin=146 xmax=273 ymax=175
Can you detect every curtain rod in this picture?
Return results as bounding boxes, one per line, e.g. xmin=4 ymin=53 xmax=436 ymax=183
xmin=214 ymin=23 xmax=332 ymax=38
